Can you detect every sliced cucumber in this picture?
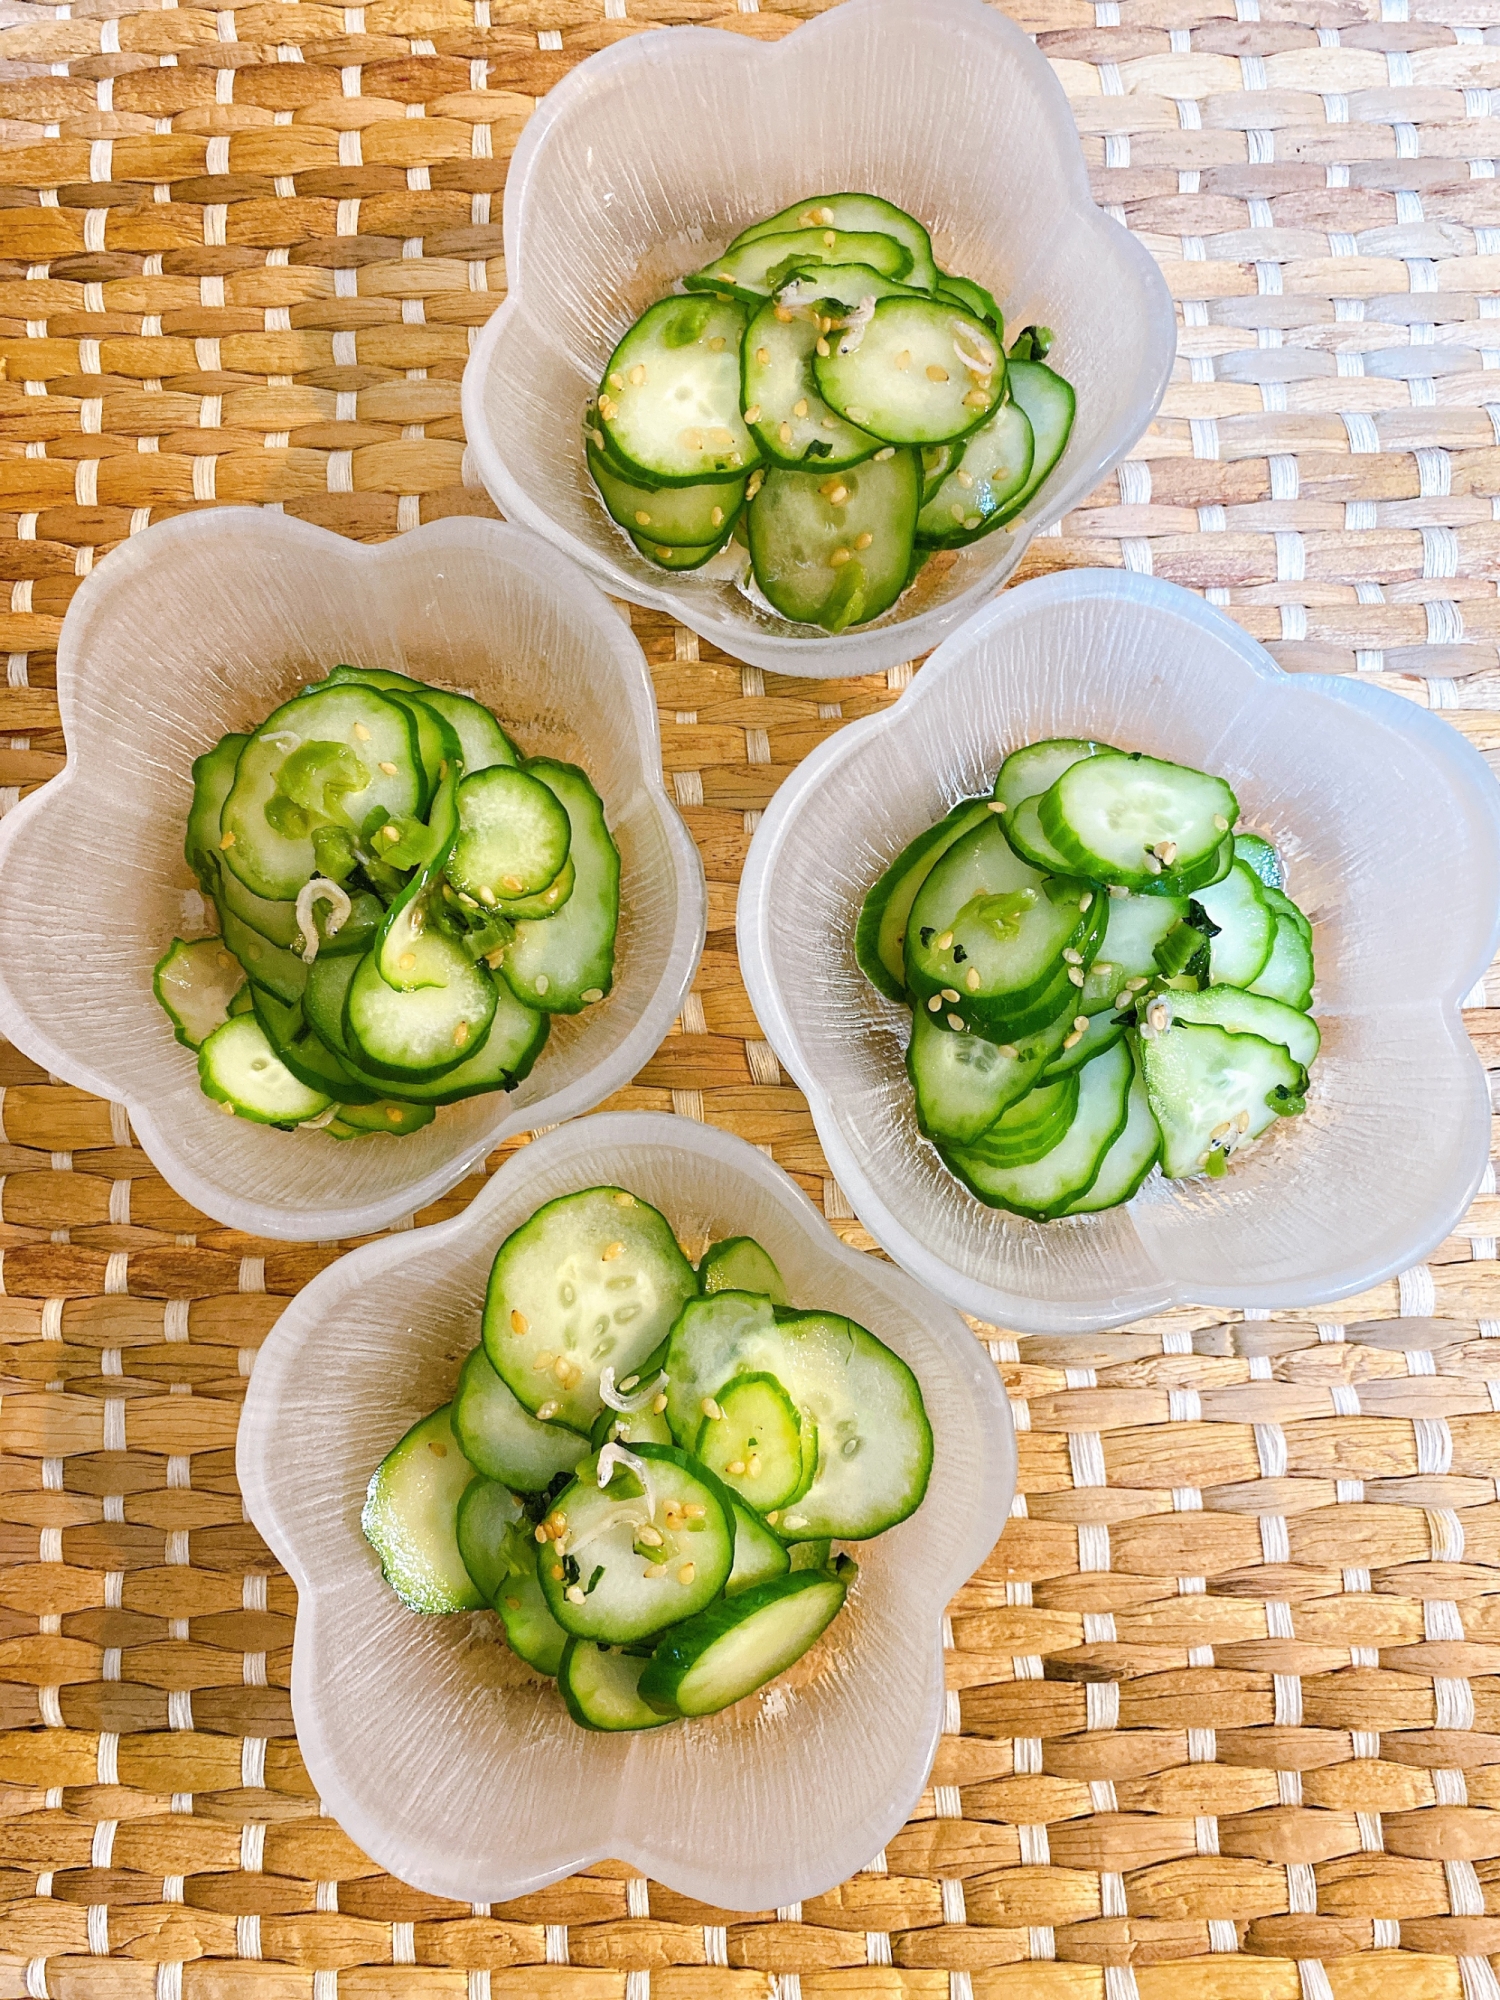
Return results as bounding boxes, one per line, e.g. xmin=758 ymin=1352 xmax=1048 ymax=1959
xmin=1159 ymin=985 xmax=1320 ymax=1068
xmin=1234 ymin=832 xmax=1283 ymax=890
xmin=416 ymin=687 xmax=518 ymax=776
xmin=1194 ymin=860 xmax=1274 ymax=988
xmin=959 ymin=1072 xmax=1079 ymax=1168
xmin=219 ymin=862 xmax=381 ymax=959
xmin=1060 ymin=1059 xmax=1159 ymax=1214
xmin=449 ymin=766 xmax=572 ymax=904
xmin=1038 ymin=751 xmax=1237 ymax=891
xmin=907 ymin=1001 xmax=1072 ymax=1145
xmin=694 ymin=1371 xmax=812 ymax=1513
xmin=155 ymin=937 xmax=246 ymax=1050
xmin=1000 ymin=796 xmax=1074 ymax=875
xmin=186 ymin=734 xmax=247 ymax=892
xmin=630 ymin=529 xmax=732 ymax=572
xmin=729 ymin=194 xmax=939 ymax=292
xmin=590 ymin=1401 xmax=674 ymax=1452
xmin=493 ymin=856 xmax=575 ymax=922
xmin=663 ymin=1292 xmax=932 ymax=1541
xmin=936 ymin=271 xmax=1002 ymax=334
xmin=327 ymin=665 xmax=461 ymax=807
xmin=559 ymin=1639 xmax=672 ymax=1731
xmin=747 ymin=449 xmax=920 ymax=632
xmin=198 ymin=1015 xmax=332 ymax=1127
xmin=483 ymin=1186 xmax=698 ymax=1430
xmin=688 ymin=228 xmax=913 ymax=302
xmin=361 ymin=1405 xmax=483 ymax=1615
xmin=327 ymin=1099 xmax=435 ymax=1138
xmin=915 ymin=401 xmax=1032 ymax=547
xmin=698 ymin=1236 xmax=789 ymax=1305
xmin=1139 ymin=1021 xmax=1305 ymax=1178
xmin=454 ymin=1474 xmax=524 ymax=1601
xmin=249 ymin=984 xmax=381 ymax=1105
xmin=993 ymin=358 xmax=1076 ymax=524
xmin=501 ymin=761 xmax=619 ymax=1014
xmin=216 ymin=905 xmax=307 ymax=1006
xmin=727 ymin=1500 xmax=790 ymax=1594
xmin=855 ymin=796 xmax=994 ymax=1004
xmin=494 ymin=1525 xmax=568 ymax=1675
xmin=597 ymin=294 xmax=759 ymax=485
xmin=740 ymin=290 xmax=885 ymax=472
xmin=639 ymin=1558 xmax=854 ymax=1718
xmin=1264 ymin=884 xmax=1312 ymax=943
xmin=1077 ymin=892 xmax=1187 ymax=1014
xmin=453 ymin=1346 xmax=590 ymax=1493
xmin=588 ymin=436 xmax=745 ymax=544
xmin=1248 ymin=910 xmax=1315 ymax=1010
xmin=789 ymin=1536 xmax=834 ymax=1570
xmin=921 ymin=444 xmax=954 ymax=503
xmin=1038 ymin=1010 xmax=1125 ymax=1080
xmin=942 ymin=1036 xmax=1134 ymax=1220
xmin=536 ymin=1445 xmax=735 ymax=1644
xmin=220 ymin=685 xmax=422 ymax=901
xmin=345 ymin=943 xmax=498 ymax=1082
xmin=814 ymin=297 xmax=1003 ymax=445
xmin=994 ymin=737 xmax=1111 ymax=814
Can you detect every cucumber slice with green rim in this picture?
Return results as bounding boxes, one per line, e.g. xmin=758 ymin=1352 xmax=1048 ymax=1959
xmin=489 ymin=856 xmax=574 ymax=922
xmin=500 ymin=761 xmax=619 ymax=1014
xmin=597 ymin=295 xmax=760 ymax=486
xmin=740 ymin=290 xmax=885 ymax=472
xmin=698 ymin=1236 xmax=789 ymax=1305
xmin=961 ymin=1072 xmax=1079 ymax=1167
xmin=789 ymin=1536 xmax=834 ymax=1570
xmin=198 ymin=1015 xmax=332 ymax=1127
xmin=942 ymin=1037 xmax=1134 ymax=1220
xmin=935 ymin=272 xmax=1002 ymax=334
xmin=493 ymin=1526 xmax=568 ymax=1675
xmin=1194 ymin=860 xmax=1275 ymax=988
xmin=454 ymin=1474 xmax=524 ymax=1601
xmin=219 ymin=862 xmax=382 ymax=959
xmin=587 ymin=436 xmax=745 ymax=545
xmin=727 ymin=1500 xmax=791 ymax=1594
xmin=813 ymin=298 xmax=1003 ymax=446
xmin=448 ymin=765 xmax=571 ymax=905
xmin=907 ymin=1001 xmax=1073 ymax=1144
xmin=590 ymin=1400 xmax=674 ymax=1452
xmin=220 ymin=685 xmax=422 ymax=902
xmin=1234 ymin=833 xmax=1283 ymax=890
xmin=1038 ymin=751 xmax=1238 ymax=892
xmin=915 ymin=401 xmax=1033 ymax=547
xmin=1076 ymin=892 xmax=1188 ymax=1014
xmin=1156 ymin=985 xmax=1320 ymax=1068
xmin=1247 ymin=911 xmax=1315 ymax=1011
xmin=1000 ymin=796 xmax=1074 ymax=875
xmin=327 ymin=1099 xmax=435 ymax=1137
xmin=322 ymin=978 xmax=545 ymax=1107
xmin=1264 ymin=884 xmax=1312 ymax=943
xmin=855 ymin=795 xmax=994 ymax=1004
xmin=249 ymin=984 xmax=381 ymax=1104
xmin=1039 ymin=1010 xmax=1126 ymax=1081
xmin=483 ymin=1186 xmax=699 ymax=1430
xmin=361 ymin=1405 xmax=483 ymax=1614
xmin=638 ymin=1557 xmax=855 ymax=1718
xmin=327 ymin=665 xmax=461 ymax=806
xmin=155 ymin=938 xmax=246 ymax=1050
xmin=994 ymin=737 xmax=1112 ymax=815
xmin=186 ymin=734 xmax=247 ymax=892
xmin=747 ymin=449 xmax=921 ymax=633
xmin=629 ymin=530 xmax=732 ymax=572
xmin=1139 ymin=1021 xmax=1305 ymax=1178
xmin=904 ymin=819 xmax=1090 ymax=1031
xmin=729 ymin=194 xmax=939 ymax=292
xmin=416 ymin=688 xmax=517 ymax=776
xmin=992 ymin=358 xmax=1076 ymax=525
xmin=920 ymin=444 xmax=954 ymax=503
xmin=536 ymin=1444 xmax=735 ymax=1644
xmin=663 ymin=1291 xmax=932 ymax=1540
xmin=345 ymin=942 xmax=497 ymax=1081
xmin=1059 ymin=1060 xmax=1160 ymax=1214
xmin=694 ymin=1371 xmax=812 ymax=1513
xmin=559 ymin=1640 xmax=672 ymax=1731
xmin=215 ymin=904 xmax=307 ymax=1006
xmin=453 ymin=1346 xmax=590 ymax=1492
xmin=688 ymin=228 xmax=913 ymax=303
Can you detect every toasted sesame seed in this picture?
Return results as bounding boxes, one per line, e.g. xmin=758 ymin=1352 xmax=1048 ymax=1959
xmin=1214 ymin=814 xmax=1229 ymax=832
xmin=398 ymin=950 xmax=416 ymax=971
xmin=553 ymin=1355 xmax=571 ymax=1382
xmin=1063 ymin=948 xmax=1082 ymax=965
xmin=534 ymin=1350 xmax=555 ymax=1370
xmin=755 ymin=346 xmax=771 ymax=366
xmin=947 ymin=1013 xmax=966 ymax=1031
xmin=999 ymin=1045 xmax=1018 ymax=1059
xmin=634 ymin=509 xmax=651 ymax=526
xmin=638 ymin=1526 xmax=663 ymax=1547
xmin=652 ymin=1393 xmax=668 ymax=1413
xmin=702 ymin=1398 xmax=723 ymax=1421
xmin=684 ymin=1504 xmax=705 ymax=1519
xmin=565 ymin=1584 xmax=586 ymax=1604
xmin=533 ymin=1522 xmax=548 ymax=1544
xmin=602 ymin=1240 xmax=625 ymax=1261
xmin=1156 ymin=840 xmax=1178 ymax=866
xmin=582 ymin=988 xmax=605 ymax=1003
xmin=988 ymin=799 xmax=1007 ymax=814
xmin=828 ymin=484 xmax=850 ymax=506
xmin=874 ymin=446 xmax=895 ymax=460
xmin=1211 ymin=1120 xmax=1232 ymax=1141
xmin=815 ymin=336 xmax=831 ymax=357
xmin=386 ymin=1106 xmax=402 ymax=1123
xmin=727 ymin=1459 xmax=747 ymax=1476
xmin=537 ymin=1400 xmax=559 ymax=1419
xmin=220 ymin=831 xmax=236 ymax=849
xmin=965 ymin=967 xmax=981 ymax=991
xmin=1235 ymin=1108 xmax=1251 ymax=1132
xmin=766 ymin=1511 xmax=781 ymax=1525
xmin=707 ymin=336 xmax=725 ymax=352
xmin=926 ymin=364 xmax=949 ymax=383
xmin=454 ymin=1020 xmax=469 ymax=1047
xmin=1069 ymin=968 xmax=1085 ymax=986
xmin=829 ymin=547 xmax=852 ymax=567
xmin=957 ymin=470 xmax=974 ymax=488
xmin=613 ymin=1191 xmax=635 ymax=1207
xmin=927 ymin=994 xmax=943 ymax=1012
xmin=711 ymin=506 xmax=724 ymax=527
xmin=1080 ymin=892 xmax=1093 ymax=910
xmin=792 ymin=398 xmax=809 ymax=419
xmin=378 ymin=760 xmax=398 ymax=776
xmin=940 ymin=986 xmax=960 ymax=1002
xmin=510 ymin=1309 xmax=528 ymax=1336
xmin=779 ymin=421 xmax=793 ymax=443
xmin=535 ymin=975 xmax=549 ymax=995
xmin=1115 ymin=992 xmax=1131 ymax=1009
xmin=680 ymin=427 xmax=704 ymax=450
xmin=644 ymin=1561 xmax=666 ymax=1578
xmin=1144 ymin=854 xmax=1162 ymax=875
xmin=552 ymin=1564 xmax=565 ymax=1580
xmin=951 ymin=503 xmax=966 ymax=522
xmin=894 ymin=348 xmax=912 ymax=371
xmin=963 ymin=388 xmax=989 ymax=408
xmin=822 ymin=229 xmax=836 ymax=247
xmin=1063 ymin=1029 xmax=1083 ymax=1049
xmin=1074 ymin=1015 xmax=1090 ymax=1032
xmin=936 ymin=931 xmax=954 ymax=951
xmin=504 ymin=1595 xmax=521 ymax=1610
xmin=774 ymin=304 xmax=795 ymax=322
xmin=678 ymin=1562 xmax=696 ymax=1585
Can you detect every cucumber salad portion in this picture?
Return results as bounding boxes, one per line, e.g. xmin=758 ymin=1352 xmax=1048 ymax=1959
xmin=362 ymin=1186 xmax=933 ymax=1731
xmin=153 ymin=666 xmax=618 ymax=1137
xmin=856 ymin=739 xmax=1318 ymax=1219
xmin=585 ymin=192 xmax=1076 ymax=633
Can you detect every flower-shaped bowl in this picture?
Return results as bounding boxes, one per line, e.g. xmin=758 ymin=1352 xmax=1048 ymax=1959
xmin=0 ymin=510 xmax=705 ymax=1242
xmin=738 ymin=569 xmax=1500 ymax=1334
xmin=459 ymin=0 xmax=1175 ymax=678
xmin=237 ymin=1111 xmax=1015 ymax=1908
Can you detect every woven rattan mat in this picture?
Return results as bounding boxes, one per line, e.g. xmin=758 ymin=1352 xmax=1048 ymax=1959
xmin=3 ymin=0 xmax=1500 ymax=1992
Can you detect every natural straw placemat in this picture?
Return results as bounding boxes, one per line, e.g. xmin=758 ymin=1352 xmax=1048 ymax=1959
xmin=2 ymin=0 xmax=1499 ymax=1993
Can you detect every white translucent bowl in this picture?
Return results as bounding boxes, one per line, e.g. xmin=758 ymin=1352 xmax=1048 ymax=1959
xmin=460 ymin=0 xmax=1175 ymax=678
xmin=238 ymin=1112 xmax=1015 ymax=1907
xmin=0 ymin=511 xmax=705 ymax=1242
xmin=739 ymin=570 xmax=1500 ymax=1334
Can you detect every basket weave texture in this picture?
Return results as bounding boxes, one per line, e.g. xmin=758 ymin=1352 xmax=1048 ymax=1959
xmin=2 ymin=0 xmax=1500 ymax=1992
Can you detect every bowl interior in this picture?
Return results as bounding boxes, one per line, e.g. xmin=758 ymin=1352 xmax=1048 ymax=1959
xmin=0 ymin=514 xmax=697 ymax=1237
xmin=465 ymin=0 xmax=1172 ymax=673
xmin=240 ymin=1113 xmax=1015 ymax=1909
xmin=743 ymin=575 xmax=1500 ymax=1326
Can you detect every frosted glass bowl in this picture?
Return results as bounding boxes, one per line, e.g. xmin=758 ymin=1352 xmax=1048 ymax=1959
xmin=459 ymin=0 xmax=1174 ymax=677
xmin=739 ymin=570 xmax=1500 ymax=1334
xmin=238 ymin=1112 xmax=1015 ymax=1908
xmin=0 ymin=511 xmax=705 ymax=1241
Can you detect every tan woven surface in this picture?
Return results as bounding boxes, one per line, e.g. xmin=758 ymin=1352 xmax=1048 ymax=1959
xmin=2 ymin=0 xmax=1500 ymax=1992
